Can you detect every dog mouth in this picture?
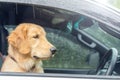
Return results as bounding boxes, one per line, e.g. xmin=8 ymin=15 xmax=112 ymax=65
xmin=33 ymin=56 xmax=41 ymax=60
xmin=32 ymin=55 xmax=54 ymax=60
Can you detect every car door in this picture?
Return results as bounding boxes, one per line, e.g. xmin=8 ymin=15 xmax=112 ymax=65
xmin=0 ymin=0 xmax=120 ymax=80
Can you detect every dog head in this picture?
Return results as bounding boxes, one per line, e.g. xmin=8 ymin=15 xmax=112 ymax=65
xmin=8 ymin=23 xmax=56 ymax=60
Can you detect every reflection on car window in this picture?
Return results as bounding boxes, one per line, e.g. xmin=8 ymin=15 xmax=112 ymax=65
xmin=43 ymin=27 xmax=98 ymax=69
xmin=5 ymin=25 xmax=99 ymax=71
xmin=2 ymin=5 xmax=100 ymax=71
xmin=1 ymin=2 xmax=120 ymax=75
xmin=83 ymin=21 xmax=120 ymax=54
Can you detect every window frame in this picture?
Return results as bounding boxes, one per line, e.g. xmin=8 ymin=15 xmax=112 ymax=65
xmin=0 ymin=0 xmax=120 ymax=79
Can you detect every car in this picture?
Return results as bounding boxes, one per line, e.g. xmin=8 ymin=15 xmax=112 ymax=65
xmin=0 ymin=0 xmax=120 ymax=79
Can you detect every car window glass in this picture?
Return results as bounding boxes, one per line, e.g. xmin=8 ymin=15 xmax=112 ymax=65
xmin=2 ymin=2 xmax=119 ymax=75
xmin=3 ymin=5 xmax=100 ymax=71
xmin=83 ymin=21 xmax=120 ymax=54
xmin=44 ymin=27 xmax=99 ymax=69
xmin=6 ymin=25 xmax=99 ymax=70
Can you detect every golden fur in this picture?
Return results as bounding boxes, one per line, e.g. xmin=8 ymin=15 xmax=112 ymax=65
xmin=1 ymin=23 xmax=55 ymax=72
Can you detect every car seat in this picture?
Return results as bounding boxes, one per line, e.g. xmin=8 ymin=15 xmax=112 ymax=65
xmin=0 ymin=11 xmax=9 ymax=69
xmin=0 ymin=11 xmax=9 ymax=56
xmin=0 ymin=26 xmax=8 ymax=56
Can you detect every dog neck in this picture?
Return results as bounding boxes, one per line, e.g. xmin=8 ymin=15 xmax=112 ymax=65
xmin=8 ymin=44 xmax=31 ymax=62
xmin=8 ymin=44 xmax=37 ymax=72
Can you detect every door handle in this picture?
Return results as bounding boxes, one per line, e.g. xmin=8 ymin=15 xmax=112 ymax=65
xmin=78 ymin=34 xmax=96 ymax=48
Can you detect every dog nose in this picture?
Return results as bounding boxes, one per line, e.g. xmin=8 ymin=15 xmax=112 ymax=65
xmin=50 ymin=47 xmax=57 ymax=55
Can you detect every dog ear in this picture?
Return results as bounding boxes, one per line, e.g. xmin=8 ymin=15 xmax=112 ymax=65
xmin=8 ymin=31 xmax=19 ymax=48
xmin=8 ymin=24 xmax=30 ymax=54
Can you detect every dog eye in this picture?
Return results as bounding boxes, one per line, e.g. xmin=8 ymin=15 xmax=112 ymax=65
xmin=33 ymin=35 xmax=39 ymax=39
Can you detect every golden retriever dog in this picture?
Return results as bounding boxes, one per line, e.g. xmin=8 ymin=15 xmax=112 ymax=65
xmin=1 ymin=23 xmax=56 ymax=72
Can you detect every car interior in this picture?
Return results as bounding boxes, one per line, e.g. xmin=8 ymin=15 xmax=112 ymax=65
xmin=0 ymin=2 xmax=120 ymax=76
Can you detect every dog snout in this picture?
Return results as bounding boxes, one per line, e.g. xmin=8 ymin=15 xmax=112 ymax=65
xmin=50 ymin=47 xmax=57 ymax=55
